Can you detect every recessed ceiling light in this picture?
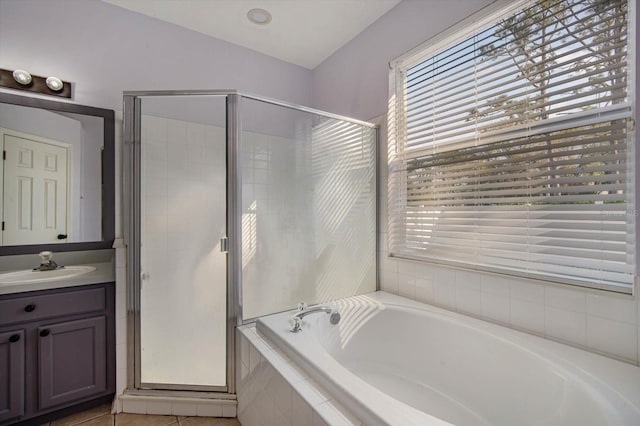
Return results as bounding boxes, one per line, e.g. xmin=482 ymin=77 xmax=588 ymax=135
xmin=247 ymin=8 xmax=272 ymax=25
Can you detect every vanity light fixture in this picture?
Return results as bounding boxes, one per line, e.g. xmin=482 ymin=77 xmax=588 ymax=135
xmin=0 ymin=68 xmax=72 ymax=98
xmin=247 ymin=8 xmax=272 ymax=25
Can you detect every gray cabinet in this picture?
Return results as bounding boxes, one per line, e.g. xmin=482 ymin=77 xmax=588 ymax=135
xmin=38 ymin=316 xmax=107 ymax=410
xmin=0 ymin=330 xmax=25 ymax=423
xmin=0 ymin=283 xmax=114 ymax=425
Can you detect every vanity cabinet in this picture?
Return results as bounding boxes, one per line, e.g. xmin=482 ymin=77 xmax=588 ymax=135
xmin=38 ymin=316 xmax=107 ymax=410
xmin=0 ymin=330 xmax=25 ymax=423
xmin=0 ymin=283 xmax=114 ymax=425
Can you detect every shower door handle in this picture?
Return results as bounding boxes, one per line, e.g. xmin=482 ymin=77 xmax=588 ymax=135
xmin=220 ymin=237 xmax=228 ymax=253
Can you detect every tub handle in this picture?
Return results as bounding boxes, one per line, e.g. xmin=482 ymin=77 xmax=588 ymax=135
xmin=289 ymin=316 xmax=303 ymax=333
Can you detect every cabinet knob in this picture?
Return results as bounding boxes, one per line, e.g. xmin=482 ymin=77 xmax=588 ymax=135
xmin=40 ymin=329 xmax=50 ymax=337
xmin=9 ymin=334 xmax=20 ymax=343
xmin=24 ymin=304 xmax=36 ymax=312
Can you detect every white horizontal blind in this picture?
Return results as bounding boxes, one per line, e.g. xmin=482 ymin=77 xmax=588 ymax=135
xmin=389 ymin=0 xmax=635 ymax=291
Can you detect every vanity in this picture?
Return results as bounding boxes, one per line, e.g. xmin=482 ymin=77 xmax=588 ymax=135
xmin=0 ymin=93 xmax=116 ymax=425
xmin=0 ymin=267 xmax=115 ymax=425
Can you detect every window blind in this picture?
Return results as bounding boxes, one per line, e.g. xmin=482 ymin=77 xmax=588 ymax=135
xmin=388 ymin=0 xmax=635 ymax=291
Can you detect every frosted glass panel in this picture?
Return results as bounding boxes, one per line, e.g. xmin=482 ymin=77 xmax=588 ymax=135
xmin=241 ymin=98 xmax=376 ymax=319
xmin=139 ymin=96 xmax=227 ymax=387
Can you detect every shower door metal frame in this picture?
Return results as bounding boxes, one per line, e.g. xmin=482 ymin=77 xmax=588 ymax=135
xmin=123 ymin=90 xmax=239 ymax=393
xmin=124 ymin=89 xmax=377 ymax=395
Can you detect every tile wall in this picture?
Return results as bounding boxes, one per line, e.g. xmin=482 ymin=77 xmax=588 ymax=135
xmin=113 ymin=112 xmax=128 ymax=408
xmin=119 ymin=394 xmax=236 ymax=418
xmin=374 ymin=115 xmax=640 ymax=365
xmin=240 ymin=130 xmax=317 ymax=319
xmin=240 ymin=115 xmax=376 ymax=321
xmin=139 ymin=115 xmax=227 ymax=386
xmin=114 ymin=238 xmax=128 ymax=402
xmin=236 ymin=326 xmax=361 ymax=426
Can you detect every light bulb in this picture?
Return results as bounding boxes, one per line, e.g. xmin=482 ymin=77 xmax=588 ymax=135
xmin=46 ymin=76 xmax=64 ymax=91
xmin=12 ymin=69 xmax=32 ymax=85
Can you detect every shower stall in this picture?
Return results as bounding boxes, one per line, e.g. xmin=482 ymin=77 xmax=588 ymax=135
xmin=123 ymin=91 xmax=377 ymax=394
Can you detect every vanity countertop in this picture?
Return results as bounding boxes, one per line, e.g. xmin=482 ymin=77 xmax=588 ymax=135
xmin=0 ymin=261 xmax=115 ymax=295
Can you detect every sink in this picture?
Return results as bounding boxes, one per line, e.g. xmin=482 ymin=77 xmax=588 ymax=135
xmin=0 ymin=266 xmax=97 ymax=285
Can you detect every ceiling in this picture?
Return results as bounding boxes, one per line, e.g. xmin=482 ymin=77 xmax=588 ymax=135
xmin=102 ymin=0 xmax=402 ymax=69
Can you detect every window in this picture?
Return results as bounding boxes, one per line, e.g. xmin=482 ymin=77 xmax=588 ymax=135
xmin=388 ymin=0 xmax=635 ymax=292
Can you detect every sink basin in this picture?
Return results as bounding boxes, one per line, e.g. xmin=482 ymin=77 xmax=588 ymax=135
xmin=0 ymin=266 xmax=97 ymax=284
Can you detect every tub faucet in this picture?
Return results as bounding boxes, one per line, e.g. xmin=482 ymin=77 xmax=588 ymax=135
xmin=33 ymin=251 xmax=61 ymax=271
xmin=289 ymin=304 xmax=341 ymax=333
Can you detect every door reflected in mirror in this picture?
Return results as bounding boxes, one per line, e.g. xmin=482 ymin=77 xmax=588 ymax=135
xmin=0 ymin=94 xmax=114 ymax=252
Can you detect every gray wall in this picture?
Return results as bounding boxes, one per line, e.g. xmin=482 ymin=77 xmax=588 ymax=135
xmin=311 ymin=0 xmax=494 ymax=121
xmin=0 ymin=0 xmax=312 ymax=111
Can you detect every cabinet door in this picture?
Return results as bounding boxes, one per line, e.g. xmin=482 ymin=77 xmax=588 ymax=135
xmin=38 ymin=316 xmax=106 ymax=410
xmin=0 ymin=330 xmax=25 ymax=423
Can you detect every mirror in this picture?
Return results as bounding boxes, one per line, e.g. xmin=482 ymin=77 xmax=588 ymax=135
xmin=0 ymin=92 xmax=114 ymax=255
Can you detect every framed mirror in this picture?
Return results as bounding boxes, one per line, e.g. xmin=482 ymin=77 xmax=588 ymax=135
xmin=0 ymin=92 xmax=115 ymax=255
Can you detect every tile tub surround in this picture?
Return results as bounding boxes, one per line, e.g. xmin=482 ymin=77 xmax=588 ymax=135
xmin=254 ymin=292 xmax=640 ymax=425
xmin=379 ymin=256 xmax=640 ymax=365
xmin=256 ymin=292 xmax=640 ymax=426
xmin=236 ymin=326 xmax=361 ymax=426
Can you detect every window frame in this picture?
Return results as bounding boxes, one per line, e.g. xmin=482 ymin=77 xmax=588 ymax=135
xmin=387 ymin=0 xmax=637 ymax=294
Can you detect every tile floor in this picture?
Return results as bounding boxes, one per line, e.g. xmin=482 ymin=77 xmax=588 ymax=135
xmin=40 ymin=404 xmax=241 ymax=426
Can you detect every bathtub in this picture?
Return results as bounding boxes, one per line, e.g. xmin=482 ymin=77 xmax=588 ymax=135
xmin=256 ymin=291 xmax=640 ymax=426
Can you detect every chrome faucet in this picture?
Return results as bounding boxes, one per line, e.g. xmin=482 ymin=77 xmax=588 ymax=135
xmin=289 ymin=303 xmax=341 ymax=333
xmin=33 ymin=251 xmax=61 ymax=271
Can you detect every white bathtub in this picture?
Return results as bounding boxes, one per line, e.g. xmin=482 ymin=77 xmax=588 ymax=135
xmin=256 ymin=291 xmax=640 ymax=426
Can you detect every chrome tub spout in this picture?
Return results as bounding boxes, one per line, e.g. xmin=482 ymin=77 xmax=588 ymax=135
xmin=289 ymin=304 xmax=341 ymax=333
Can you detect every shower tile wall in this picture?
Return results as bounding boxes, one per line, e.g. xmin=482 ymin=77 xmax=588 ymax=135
xmin=310 ymin=123 xmax=377 ymax=305
xmin=241 ymin=131 xmax=316 ymax=319
xmin=374 ymin=116 xmax=640 ymax=366
xmin=240 ymin=112 xmax=377 ymax=320
xmin=141 ymin=115 xmax=227 ymax=386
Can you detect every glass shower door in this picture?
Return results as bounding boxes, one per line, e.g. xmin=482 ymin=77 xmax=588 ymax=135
xmin=138 ymin=95 xmax=227 ymax=389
